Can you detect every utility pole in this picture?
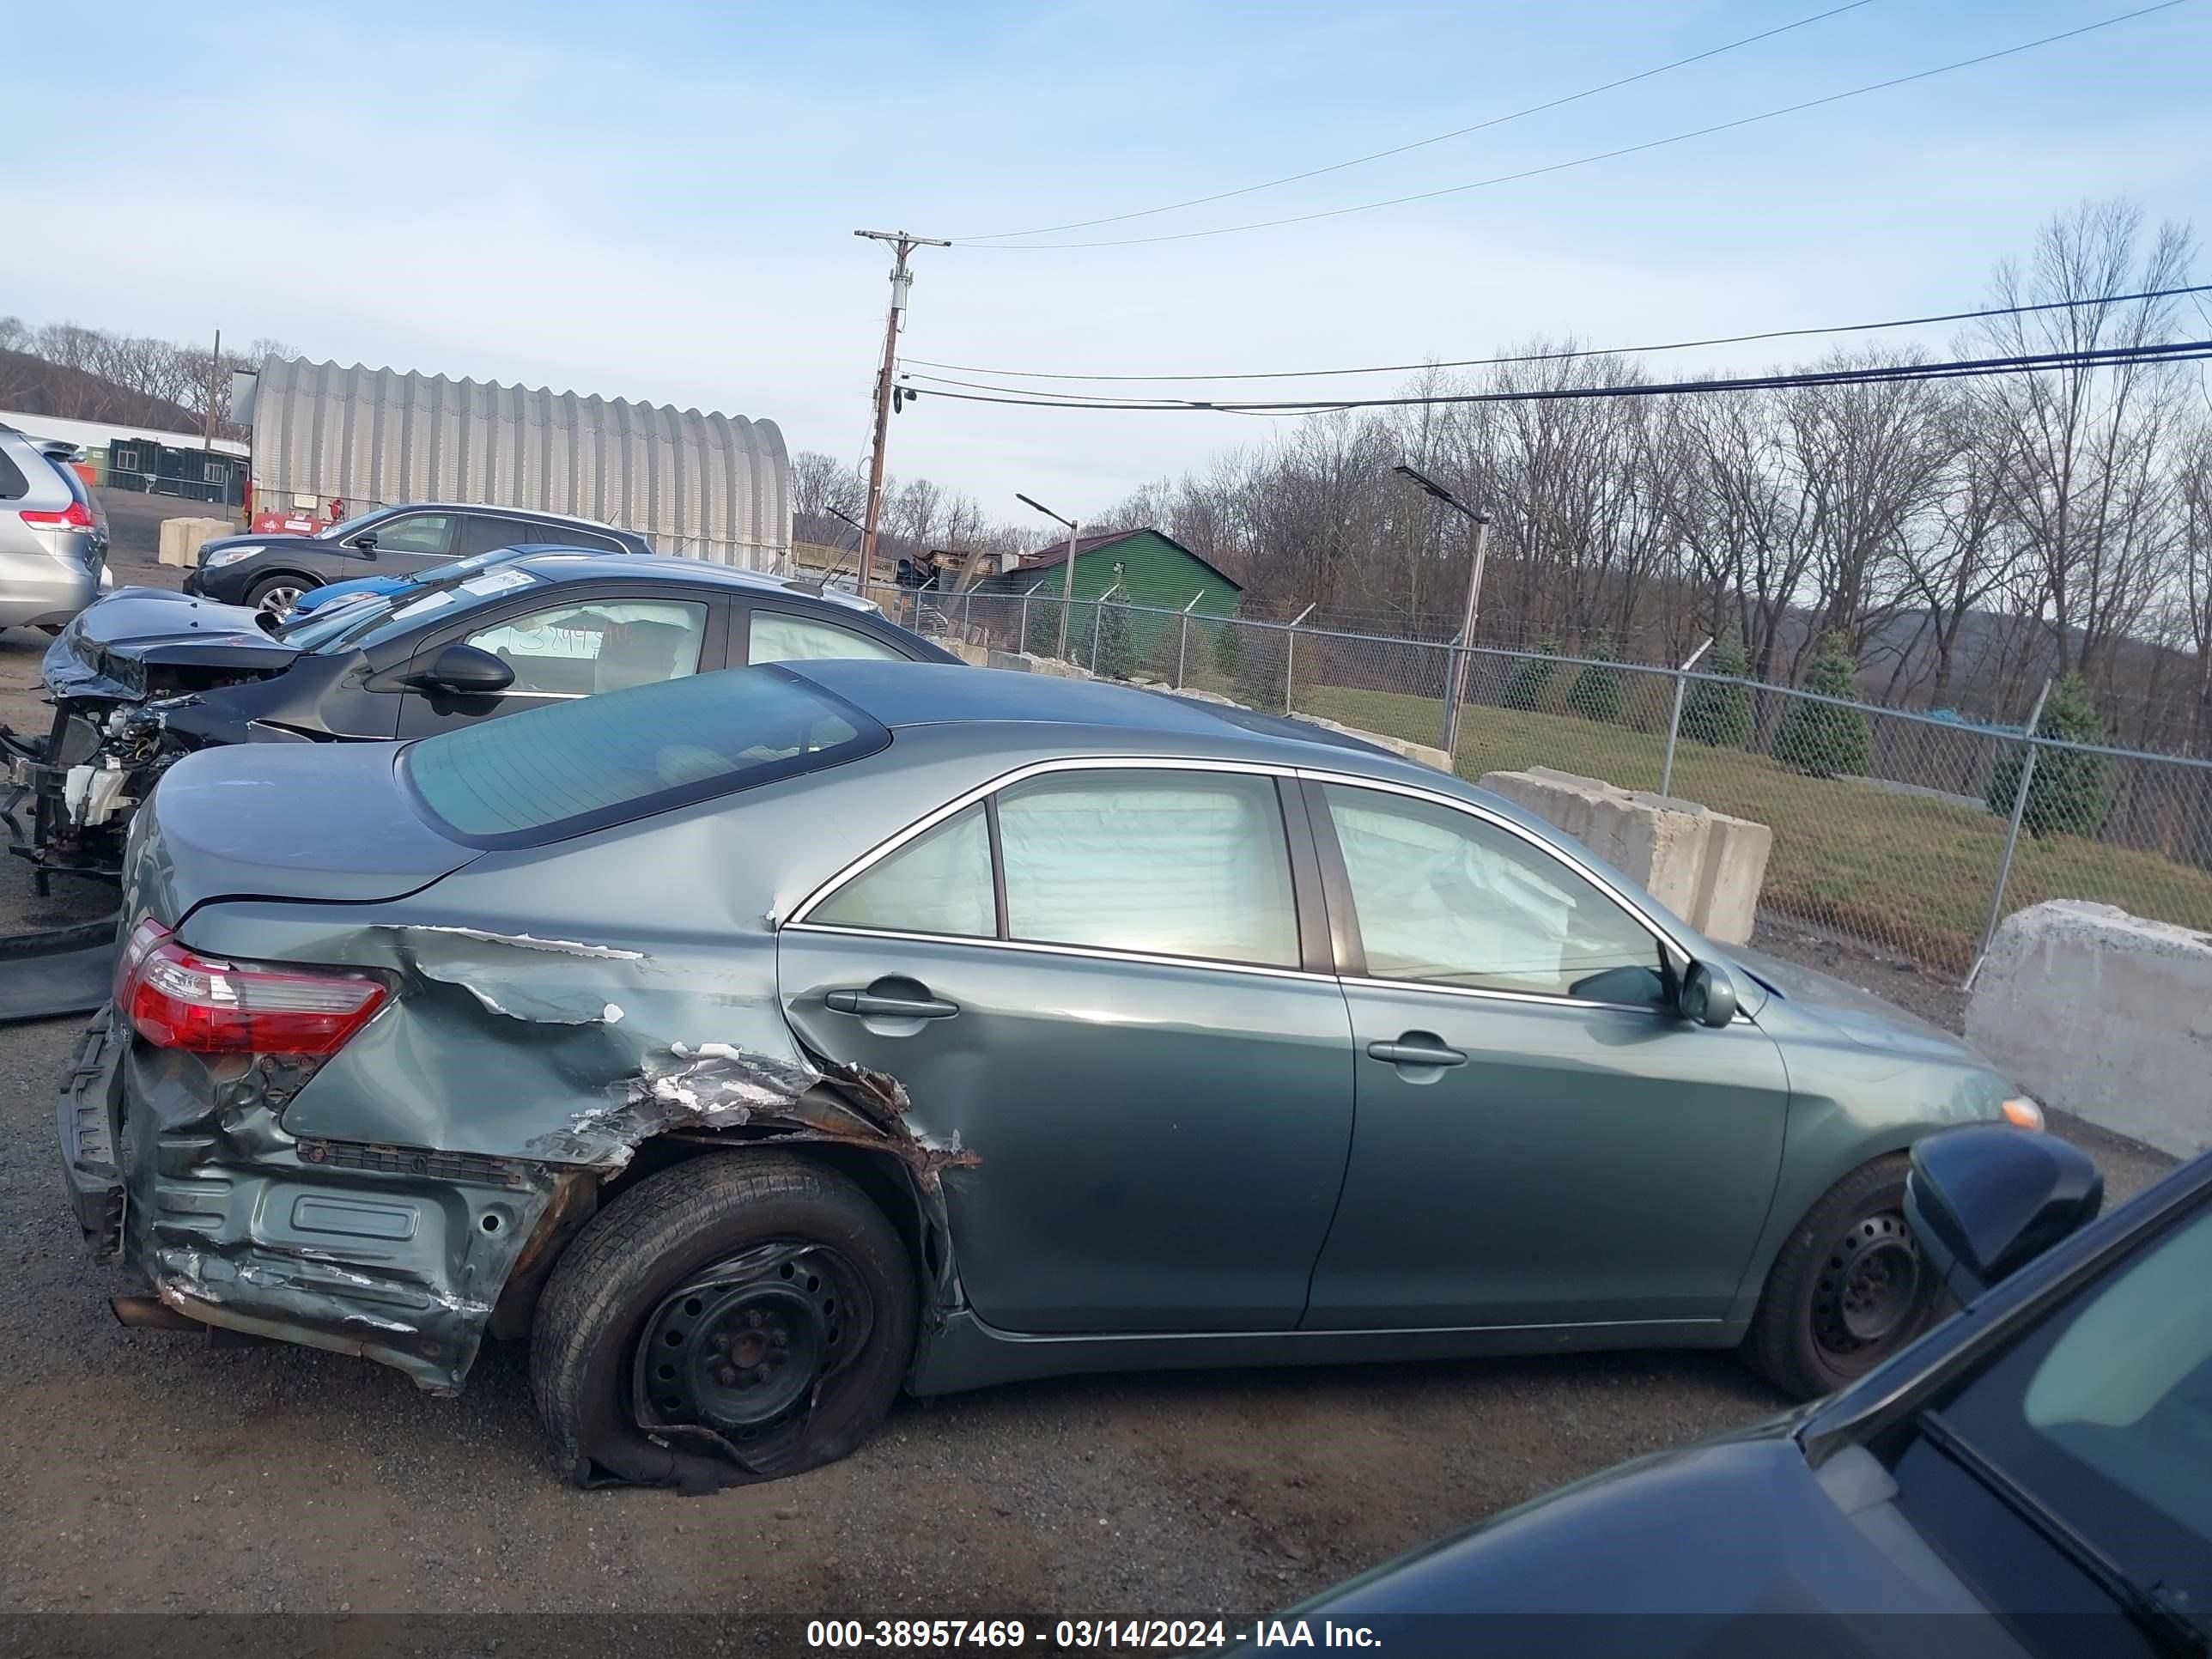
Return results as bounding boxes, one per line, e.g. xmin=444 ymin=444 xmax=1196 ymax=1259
xmin=1395 ymin=463 xmax=1492 ymax=757
xmin=1017 ymin=493 xmax=1081 ymax=658
xmin=854 ymin=230 xmax=948 ymax=601
xmin=203 ymin=328 xmax=221 ymax=452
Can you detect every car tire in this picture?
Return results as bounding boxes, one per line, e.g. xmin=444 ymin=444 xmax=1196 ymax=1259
xmin=529 ymin=1151 xmax=915 ymax=1492
xmin=245 ymin=572 xmax=315 ymax=615
xmin=1741 ymin=1154 xmax=1938 ymax=1400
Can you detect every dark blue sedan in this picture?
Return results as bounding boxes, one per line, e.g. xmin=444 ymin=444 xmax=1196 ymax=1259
xmin=1278 ymin=1127 xmax=2208 ymax=1658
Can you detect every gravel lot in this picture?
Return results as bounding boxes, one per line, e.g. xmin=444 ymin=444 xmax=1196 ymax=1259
xmin=0 ymin=551 xmax=2179 ymax=1619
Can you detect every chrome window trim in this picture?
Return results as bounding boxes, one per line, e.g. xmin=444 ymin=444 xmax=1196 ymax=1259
xmin=783 ymin=751 xmax=1731 ymax=1016
xmin=776 ymin=920 xmax=1341 ymax=986
xmin=785 ymin=754 xmax=1302 ymax=930
xmin=1334 ymin=970 xmax=1671 ymax=1018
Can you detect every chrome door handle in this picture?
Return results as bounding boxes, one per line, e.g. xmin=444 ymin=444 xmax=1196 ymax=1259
xmin=825 ymin=989 xmax=960 ymax=1019
xmin=1367 ymin=1039 xmax=1467 ymax=1067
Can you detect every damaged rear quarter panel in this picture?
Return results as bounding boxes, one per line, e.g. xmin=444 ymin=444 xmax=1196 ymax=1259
xmin=149 ymin=757 xmax=1000 ymax=1393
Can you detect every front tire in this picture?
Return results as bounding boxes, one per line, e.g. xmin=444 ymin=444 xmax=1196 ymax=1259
xmin=245 ymin=573 xmax=313 ymax=615
xmin=530 ymin=1152 xmax=915 ymax=1491
xmin=1741 ymin=1155 xmax=1938 ymax=1399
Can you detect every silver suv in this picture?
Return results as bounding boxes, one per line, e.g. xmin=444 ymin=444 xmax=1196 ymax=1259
xmin=0 ymin=425 xmax=110 ymax=632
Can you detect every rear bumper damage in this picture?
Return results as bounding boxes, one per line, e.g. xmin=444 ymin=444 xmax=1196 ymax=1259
xmin=64 ymin=936 xmax=974 ymax=1420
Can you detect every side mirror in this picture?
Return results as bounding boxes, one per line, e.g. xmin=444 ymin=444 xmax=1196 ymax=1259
xmin=351 ymin=532 xmax=379 ymax=555
xmin=404 ymin=642 xmax=514 ymax=696
xmin=1677 ymin=959 xmax=1737 ymax=1028
xmin=1905 ymin=1126 xmax=2102 ymax=1303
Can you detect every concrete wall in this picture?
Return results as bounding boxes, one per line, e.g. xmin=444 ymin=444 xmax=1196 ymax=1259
xmin=1476 ymin=767 xmax=1772 ymax=945
xmin=1966 ymin=900 xmax=2212 ymax=1157
xmin=155 ymin=517 xmax=231 ymax=568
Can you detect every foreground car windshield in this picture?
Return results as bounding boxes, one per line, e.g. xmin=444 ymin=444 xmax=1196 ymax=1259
xmin=1931 ymin=1198 xmax=2212 ymax=1621
xmin=402 ymin=664 xmax=887 ymax=846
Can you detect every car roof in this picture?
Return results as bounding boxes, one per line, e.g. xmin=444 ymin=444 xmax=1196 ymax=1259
xmin=380 ymin=501 xmax=641 ymax=538
xmin=500 ymin=549 xmax=881 ymax=613
xmin=781 ymin=658 xmax=1427 ymax=768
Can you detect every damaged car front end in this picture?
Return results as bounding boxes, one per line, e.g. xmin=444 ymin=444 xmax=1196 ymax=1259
xmin=10 ymin=588 xmax=311 ymax=890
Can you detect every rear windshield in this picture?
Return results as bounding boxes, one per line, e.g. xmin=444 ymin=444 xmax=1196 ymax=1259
xmin=401 ymin=665 xmax=888 ymax=847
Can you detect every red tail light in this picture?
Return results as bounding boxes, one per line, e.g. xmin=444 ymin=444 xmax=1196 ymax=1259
xmin=21 ymin=501 xmax=95 ymax=531
xmin=117 ymin=918 xmax=387 ymax=1055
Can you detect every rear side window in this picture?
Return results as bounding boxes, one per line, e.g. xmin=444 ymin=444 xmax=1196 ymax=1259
xmin=403 ymin=665 xmax=887 ymax=847
xmin=0 ymin=448 xmax=27 ymax=500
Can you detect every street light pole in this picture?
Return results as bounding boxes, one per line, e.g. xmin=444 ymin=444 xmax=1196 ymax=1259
xmin=1394 ymin=464 xmax=1492 ymax=759
xmin=1016 ymin=492 xmax=1081 ymax=659
xmin=854 ymin=229 xmax=948 ymax=600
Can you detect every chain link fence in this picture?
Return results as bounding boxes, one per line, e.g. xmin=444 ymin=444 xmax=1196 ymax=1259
xmin=864 ymin=581 xmax=2212 ymax=985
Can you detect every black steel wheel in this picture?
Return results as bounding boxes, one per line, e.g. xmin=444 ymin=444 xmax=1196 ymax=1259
xmin=1741 ymin=1155 xmax=1940 ymax=1399
xmin=531 ymin=1152 xmax=915 ymax=1492
xmin=633 ymin=1241 xmax=874 ymax=1445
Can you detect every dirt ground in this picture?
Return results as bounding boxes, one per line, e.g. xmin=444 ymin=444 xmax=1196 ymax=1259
xmin=0 ymin=548 xmax=2179 ymax=1620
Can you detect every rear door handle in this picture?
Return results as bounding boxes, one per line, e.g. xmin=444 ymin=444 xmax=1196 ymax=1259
xmin=825 ymin=989 xmax=960 ymax=1019
xmin=1367 ymin=1039 xmax=1468 ymax=1067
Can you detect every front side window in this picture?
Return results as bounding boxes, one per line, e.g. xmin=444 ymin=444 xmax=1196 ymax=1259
xmin=811 ymin=805 xmax=995 ymax=939
xmin=748 ymin=609 xmax=907 ymax=665
xmin=368 ymin=514 xmax=455 ymax=555
xmin=997 ymin=770 xmax=1298 ymax=967
xmin=465 ymin=599 xmax=708 ymax=696
xmin=1322 ymin=784 xmax=1665 ymax=1006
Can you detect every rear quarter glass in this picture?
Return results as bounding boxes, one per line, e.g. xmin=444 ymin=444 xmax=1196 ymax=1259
xmin=400 ymin=663 xmax=889 ymax=849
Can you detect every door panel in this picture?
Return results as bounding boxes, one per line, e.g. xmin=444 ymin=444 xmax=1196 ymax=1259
xmin=1301 ymin=779 xmax=1791 ymax=1331
xmin=1305 ymin=988 xmax=1790 ymax=1328
xmin=781 ymin=929 xmax=1355 ymax=1333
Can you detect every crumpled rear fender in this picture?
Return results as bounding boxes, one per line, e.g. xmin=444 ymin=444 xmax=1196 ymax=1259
xmin=125 ymin=907 xmax=973 ymax=1395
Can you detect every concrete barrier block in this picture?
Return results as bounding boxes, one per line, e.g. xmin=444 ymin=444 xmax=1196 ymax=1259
xmin=155 ymin=516 xmax=230 ymax=568
xmin=1966 ymin=901 xmax=2212 ymax=1157
xmin=1289 ymin=713 xmax=1451 ymax=774
xmin=1476 ymin=767 xmax=1771 ymax=945
xmin=983 ymin=649 xmax=1035 ymax=673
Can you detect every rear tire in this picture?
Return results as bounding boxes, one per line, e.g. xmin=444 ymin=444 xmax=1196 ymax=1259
xmin=530 ymin=1152 xmax=915 ymax=1491
xmin=245 ymin=573 xmax=313 ymax=615
xmin=1741 ymin=1155 xmax=1938 ymax=1400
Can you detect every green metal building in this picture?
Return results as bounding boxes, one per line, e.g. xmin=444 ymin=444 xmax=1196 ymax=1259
xmin=974 ymin=528 xmax=1242 ymax=658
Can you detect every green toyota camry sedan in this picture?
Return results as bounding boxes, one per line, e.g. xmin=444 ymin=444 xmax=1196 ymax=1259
xmin=58 ymin=659 xmax=2050 ymax=1489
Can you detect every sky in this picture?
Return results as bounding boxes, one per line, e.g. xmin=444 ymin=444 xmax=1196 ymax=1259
xmin=6 ymin=0 xmax=2209 ymax=533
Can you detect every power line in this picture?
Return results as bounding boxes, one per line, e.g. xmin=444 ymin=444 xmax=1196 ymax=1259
xmin=954 ymin=1 xmax=1875 ymax=243
xmin=902 ymin=283 xmax=2212 ymax=385
xmin=948 ymin=3 xmax=2192 ymax=251
xmin=893 ymin=339 xmax=2212 ymax=415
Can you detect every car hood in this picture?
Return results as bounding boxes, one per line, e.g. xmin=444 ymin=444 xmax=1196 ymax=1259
xmin=1723 ymin=944 xmax=1978 ymax=1062
xmin=44 ymin=586 xmax=302 ymax=702
xmin=197 ymin=532 xmax=325 ymax=556
xmin=1289 ymin=1431 xmax=2000 ymax=1643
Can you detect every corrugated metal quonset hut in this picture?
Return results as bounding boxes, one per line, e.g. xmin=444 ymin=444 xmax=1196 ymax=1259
xmin=234 ymin=357 xmax=789 ymax=568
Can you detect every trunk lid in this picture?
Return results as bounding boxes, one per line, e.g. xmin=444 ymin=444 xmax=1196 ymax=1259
xmin=45 ymin=587 xmax=301 ymax=703
xmin=125 ymin=740 xmax=478 ymax=924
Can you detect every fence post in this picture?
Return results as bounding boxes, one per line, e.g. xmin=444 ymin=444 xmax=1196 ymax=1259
xmin=962 ymin=589 xmax=975 ymax=638
xmin=1175 ymin=591 xmax=1203 ymax=689
xmin=1019 ymin=580 xmax=1044 ymax=655
xmin=1659 ymin=636 xmax=1714 ymax=798
xmin=1437 ymin=636 xmax=1461 ymax=750
xmin=1283 ymin=603 xmax=1316 ymax=714
xmin=1970 ymin=678 xmax=2053 ymax=988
